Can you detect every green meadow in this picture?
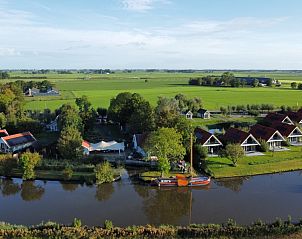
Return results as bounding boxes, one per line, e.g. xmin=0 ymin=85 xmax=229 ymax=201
xmin=6 ymin=71 xmax=302 ymax=111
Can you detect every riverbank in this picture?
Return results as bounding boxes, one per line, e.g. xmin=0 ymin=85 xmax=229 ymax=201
xmin=1 ymin=218 xmax=302 ymax=239
xmin=205 ymin=146 xmax=302 ymax=178
xmin=0 ymin=167 xmax=121 ymax=184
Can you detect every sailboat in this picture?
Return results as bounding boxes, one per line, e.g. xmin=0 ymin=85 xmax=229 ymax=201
xmin=153 ymin=133 xmax=211 ymax=187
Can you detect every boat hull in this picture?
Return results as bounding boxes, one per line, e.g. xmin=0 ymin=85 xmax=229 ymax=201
xmin=154 ymin=176 xmax=210 ymax=187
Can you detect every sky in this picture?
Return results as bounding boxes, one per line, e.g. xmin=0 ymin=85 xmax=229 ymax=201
xmin=1 ymin=0 xmax=302 ymax=69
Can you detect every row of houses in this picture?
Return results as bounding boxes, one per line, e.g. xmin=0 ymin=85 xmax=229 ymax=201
xmin=195 ymin=110 xmax=302 ymax=155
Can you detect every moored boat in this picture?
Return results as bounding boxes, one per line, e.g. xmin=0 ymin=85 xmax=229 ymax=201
xmin=153 ymin=175 xmax=210 ymax=187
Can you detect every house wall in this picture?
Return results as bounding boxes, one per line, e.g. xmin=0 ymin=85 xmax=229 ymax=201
xmin=0 ymin=138 xmax=9 ymax=153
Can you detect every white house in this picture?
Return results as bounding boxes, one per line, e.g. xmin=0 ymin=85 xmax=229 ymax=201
xmin=195 ymin=128 xmax=223 ymax=155
xmin=185 ymin=110 xmax=193 ymax=120
xmin=0 ymin=132 xmax=37 ymax=153
xmin=46 ymin=115 xmax=59 ymax=132
xmin=197 ymin=109 xmax=211 ymax=119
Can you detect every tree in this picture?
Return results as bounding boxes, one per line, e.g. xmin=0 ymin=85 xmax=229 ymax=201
xmin=174 ymin=117 xmax=194 ymax=151
xmin=58 ymin=104 xmax=83 ymax=133
xmin=291 ymin=82 xmax=297 ymax=89
xmin=225 ymin=144 xmax=244 ymax=166
xmin=18 ymin=152 xmax=42 ymax=180
xmin=145 ymin=128 xmax=186 ymax=175
xmin=194 ymin=144 xmax=208 ymax=166
xmin=298 ymin=83 xmax=302 ymax=90
xmin=252 ymin=79 xmax=259 ymax=87
xmin=155 ymin=97 xmax=180 ymax=128
xmin=0 ymin=112 xmax=6 ymax=128
xmin=267 ymin=78 xmax=273 ymax=87
xmin=157 ymin=157 xmax=171 ymax=176
xmin=108 ymin=92 xmax=155 ymax=133
xmin=75 ymin=95 xmax=96 ymax=130
xmin=57 ymin=126 xmax=83 ymax=160
xmin=94 ymin=161 xmax=114 ymax=184
xmin=221 ymin=72 xmax=235 ymax=86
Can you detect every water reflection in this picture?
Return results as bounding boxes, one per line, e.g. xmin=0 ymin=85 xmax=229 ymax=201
xmin=60 ymin=182 xmax=79 ymax=192
xmin=142 ymin=187 xmax=192 ymax=224
xmin=215 ymin=177 xmax=250 ymax=192
xmin=0 ymin=178 xmax=21 ymax=196
xmin=95 ymin=183 xmax=115 ymax=201
xmin=20 ymin=181 xmax=45 ymax=201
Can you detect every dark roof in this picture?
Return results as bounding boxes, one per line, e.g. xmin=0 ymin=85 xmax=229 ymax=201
xmin=270 ymin=122 xmax=300 ymax=137
xmin=249 ymin=124 xmax=279 ymax=141
xmin=285 ymin=111 xmax=302 ymax=123
xmin=222 ymin=127 xmax=250 ymax=144
xmin=2 ymin=132 xmax=36 ymax=147
xmin=264 ymin=112 xmax=291 ymax=124
xmin=0 ymin=129 xmax=9 ymax=137
xmin=197 ymin=109 xmax=208 ymax=114
xmin=195 ymin=128 xmax=212 ymax=145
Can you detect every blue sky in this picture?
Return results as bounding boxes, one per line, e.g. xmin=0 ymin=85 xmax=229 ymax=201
xmin=0 ymin=0 xmax=302 ymax=69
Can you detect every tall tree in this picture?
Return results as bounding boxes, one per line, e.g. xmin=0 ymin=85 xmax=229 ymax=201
xmin=155 ymin=97 xmax=180 ymax=128
xmin=145 ymin=127 xmax=186 ymax=166
xmin=221 ymin=72 xmax=235 ymax=86
xmin=58 ymin=104 xmax=83 ymax=133
xmin=18 ymin=152 xmax=42 ymax=180
xmin=57 ymin=126 xmax=83 ymax=160
xmin=75 ymin=95 xmax=96 ymax=130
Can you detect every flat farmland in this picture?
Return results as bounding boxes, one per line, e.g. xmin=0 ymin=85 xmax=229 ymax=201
xmin=9 ymin=71 xmax=302 ymax=110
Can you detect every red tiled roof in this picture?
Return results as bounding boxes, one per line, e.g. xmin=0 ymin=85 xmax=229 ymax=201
xmin=249 ymin=124 xmax=279 ymax=141
xmin=270 ymin=122 xmax=300 ymax=137
xmin=82 ymin=140 xmax=91 ymax=149
xmin=2 ymin=132 xmax=36 ymax=148
xmin=195 ymin=128 xmax=212 ymax=145
xmin=222 ymin=128 xmax=250 ymax=144
xmin=2 ymin=132 xmax=32 ymax=141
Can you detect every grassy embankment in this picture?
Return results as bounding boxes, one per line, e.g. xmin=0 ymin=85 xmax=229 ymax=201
xmin=1 ymin=217 xmax=302 ymax=239
xmin=205 ymin=146 xmax=302 ymax=178
xmin=6 ymin=71 xmax=302 ymax=111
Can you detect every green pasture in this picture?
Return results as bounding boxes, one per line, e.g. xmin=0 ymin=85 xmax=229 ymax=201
xmin=4 ymin=71 xmax=302 ymax=111
xmin=205 ymin=146 xmax=302 ymax=178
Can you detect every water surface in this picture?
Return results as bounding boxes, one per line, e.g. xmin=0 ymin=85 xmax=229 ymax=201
xmin=1 ymin=171 xmax=302 ymax=226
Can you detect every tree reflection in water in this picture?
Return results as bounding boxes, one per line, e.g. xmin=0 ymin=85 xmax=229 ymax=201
xmin=143 ymin=187 xmax=192 ymax=225
xmin=60 ymin=182 xmax=79 ymax=192
xmin=95 ymin=183 xmax=115 ymax=202
xmin=0 ymin=178 xmax=21 ymax=197
xmin=21 ymin=181 xmax=45 ymax=201
xmin=215 ymin=177 xmax=250 ymax=192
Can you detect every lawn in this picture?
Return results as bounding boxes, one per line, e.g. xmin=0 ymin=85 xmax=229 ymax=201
xmin=7 ymin=71 xmax=300 ymax=111
xmin=205 ymin=146 xmax=302 ymax=178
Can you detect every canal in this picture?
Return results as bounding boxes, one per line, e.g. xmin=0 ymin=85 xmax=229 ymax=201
xmin=0 ymin=170 xmax=302 ymax=226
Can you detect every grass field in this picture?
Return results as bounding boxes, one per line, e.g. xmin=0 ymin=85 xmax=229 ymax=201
xmin=205 ymin=147 xmax=302 ymax=178
xmin=5 ymin=71 xmax=302 ymax=111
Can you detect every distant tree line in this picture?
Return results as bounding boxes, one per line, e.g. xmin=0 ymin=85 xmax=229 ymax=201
xmin=0 ymin=72 xmax=9 ymax=79
xmin=189 ymin=72 xmax=273 ymax=88
xmin=290 ymin=82 xmax=302 ymax=90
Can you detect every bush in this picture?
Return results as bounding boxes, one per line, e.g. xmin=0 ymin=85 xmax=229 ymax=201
xmin=63 ymin=166 xmax=73 ymax=180
xmin=94 ymin=161 xmax=114 ymax=184
xmin=72 ymin=218 xmax=82 ymax=228
xmin=104 ymin=220 xmax=113 ymax=230
xmin=225 ymin=144 xmax=244 ymax=166
xmin=0 ymin=155 xmax=17 ymax=176
xmin=18 ymin=152 xmax=42 ymax=180
xmin=259 ymin=139 xmax=269 ymax=152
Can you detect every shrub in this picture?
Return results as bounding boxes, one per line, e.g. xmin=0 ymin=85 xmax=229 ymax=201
xmin=259 ymin=139 xmax=269 ymax=152
xmin=72 ymin=218 xmax=82 ymax=228
xmin=94 ymin=161 xmax=114 ymax=184
xmin=63 ymin=166 xmax=73 ymax=180
xmin=18 ymin=152 xmax=42 ymax=180
xmin=104 ymin=220 xmax=113 ymax=230
xmin=225 ymin=144 xmax=244 ymax=167
xmin=0 ymin=155 xmax=17 ymax=176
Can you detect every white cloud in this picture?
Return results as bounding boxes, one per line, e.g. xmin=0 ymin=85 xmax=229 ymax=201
xmin=0 ymin=47 xmax=21 ymax=56
xmin=121 ymin=0 xmax=170 ymax=12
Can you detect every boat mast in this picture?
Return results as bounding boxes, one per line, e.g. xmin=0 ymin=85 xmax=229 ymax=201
xmin=190 ymin=132 xmax=193 ymax=175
